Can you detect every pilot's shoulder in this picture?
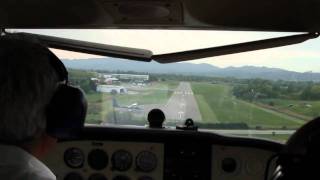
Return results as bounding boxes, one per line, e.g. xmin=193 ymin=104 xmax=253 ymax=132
xmin=26 ymin=169 xmax=56 ymax=180
xmin=26 ymin=154 xmax=56 ymax=180
xmin=0 ymin=144 xmax=56 ymax=180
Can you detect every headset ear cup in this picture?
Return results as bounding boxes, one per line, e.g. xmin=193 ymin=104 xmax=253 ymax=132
xmin=46 ymin=84 xmax=87 ymax=139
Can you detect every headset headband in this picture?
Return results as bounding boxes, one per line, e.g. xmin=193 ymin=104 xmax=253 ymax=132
xmin=0 ymin=33 xmax=69 ymax=83
xmin=47 ymin=48 xmax=69 ymax=83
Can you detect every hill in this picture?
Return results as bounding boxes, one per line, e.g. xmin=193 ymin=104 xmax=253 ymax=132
xmin=62 ymin=58 xmax=320 ymax=81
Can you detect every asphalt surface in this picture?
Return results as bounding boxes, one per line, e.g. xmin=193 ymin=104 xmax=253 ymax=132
xmin=200 ymin=129 xmax=295 ymax=135
xmin=144 ymin=82 xmax=202 ymax=122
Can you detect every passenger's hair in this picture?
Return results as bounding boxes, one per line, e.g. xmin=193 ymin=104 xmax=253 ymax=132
xmin=0 ymin=34 xmax=59 ymax=143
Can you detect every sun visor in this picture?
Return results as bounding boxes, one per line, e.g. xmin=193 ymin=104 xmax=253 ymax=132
xmin=152 ymin=32 xmax=319 ymax=63
xmin=5 ymin=31 xmax=318 ymax=64
xmin=17 ymin=32 xmax=153 ymax=62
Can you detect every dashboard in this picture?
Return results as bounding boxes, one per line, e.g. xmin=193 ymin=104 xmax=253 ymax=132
xmin=43 ymin=126 xmax=283 ymax=180
xmin=45 ymin=141 xmax=164 ymax=180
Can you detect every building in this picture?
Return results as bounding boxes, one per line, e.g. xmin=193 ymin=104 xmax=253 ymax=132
xmin=96 ymin=85 xmax=127 ymax=94
xmin=105 ymin=77 xmax=119 ymax=85
xmin=111 ymin=74 xmax=149 ymax=82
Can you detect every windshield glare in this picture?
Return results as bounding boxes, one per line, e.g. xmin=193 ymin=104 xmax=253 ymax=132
xmin=17 ymin=29 xmax=320 ymax=143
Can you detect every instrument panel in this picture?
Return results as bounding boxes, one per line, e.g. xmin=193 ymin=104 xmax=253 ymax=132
xmin=44 ymin=141 xmax=164 ymax=180
xmin=44 ymin=141 xmax=276 ymax=180
xmin=43 ymin=126 xmax=283 ymax=180
xmin=211 ymin=145 xmax=275 ymax=180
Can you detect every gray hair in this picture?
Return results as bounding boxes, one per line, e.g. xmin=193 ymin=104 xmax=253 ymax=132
xmin=0 ymin=34 xmax=59 ymax=143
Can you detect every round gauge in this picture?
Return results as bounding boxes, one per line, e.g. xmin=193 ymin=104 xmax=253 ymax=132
xmin=64 ymin=172 xmax=83 ymax=180
xmin=135 ymin=151 xmax=158 ymax=172
xmin=113 ymin=175 xmax=130 ymax=180
xmin=138 ymin=176 xmax=153 ymax=180
xmin=88 ymin=149 xmax=109 ymax=170
xmin=88 ymin=173 xmax=108 ymax=180
xmin=221 ymin=157 xmax=237 ymax=173
xmin=111 ymin=150 xmax=133 ymax=171
xmin=64 ymin=148 xmax=85 ymax=168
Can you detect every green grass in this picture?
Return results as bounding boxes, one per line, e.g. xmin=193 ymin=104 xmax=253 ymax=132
xmin=68 ymin=69 xmax=97 ymax=78
xmin=151 ymin=80 xmax=178 ymax=90
xmin=192 ymin=82 xmax=305 ymax=129
xmin=85 ymin=93 xmax=113 ymax=124
xmin=85 ymin=81 xmax=178 ymax=124
xmin=259 ymin=98 xmax=320 ymax=118
xmin=195 ymin=95 xmax=219 ymax=123
xmin=116 ymin=89 xmax=171 ymax=105
xmin=116 ymin=81 xmax=178 ymax=106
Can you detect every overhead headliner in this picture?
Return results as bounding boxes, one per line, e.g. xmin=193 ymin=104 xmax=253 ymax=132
xmin=1 ymin=0 xmax=319 ymax=32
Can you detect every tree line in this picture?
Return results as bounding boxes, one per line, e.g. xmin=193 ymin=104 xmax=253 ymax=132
xmin=68 ymin=69 xmax=320 ymax=101
xmin=233 ymin=79 xmax=320 ymax=101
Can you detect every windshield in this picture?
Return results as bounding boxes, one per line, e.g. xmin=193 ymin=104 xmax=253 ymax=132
xmin=14 ymin=29 xmax=320 ymax=143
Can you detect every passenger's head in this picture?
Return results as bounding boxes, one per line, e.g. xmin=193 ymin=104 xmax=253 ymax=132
xmin=0 ymin=34 xmax=60 ymax=145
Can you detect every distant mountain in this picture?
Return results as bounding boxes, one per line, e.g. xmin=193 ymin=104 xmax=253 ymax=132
xmin=62 ymin=58 xmax=320 ymax=81
xmin=63 ymin=58 xmax=218 ymax=75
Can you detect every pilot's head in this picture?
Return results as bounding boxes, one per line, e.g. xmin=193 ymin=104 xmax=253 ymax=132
xmin=0 ymin=34 xmax=60 ymax=156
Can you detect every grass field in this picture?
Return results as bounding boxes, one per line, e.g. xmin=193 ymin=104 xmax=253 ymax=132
xmin=85 ymin=93 xmax=113 ymax=124
xmin=85 ymin=80 xmax=301 ymax=142
xmin=259 ymin=98 xmax=320 ymax=118
xmin=116 ymin=82 xmax=177 ymax=106
xmin=191 ymin=82 xmax=305 ymax=129
xmin=85 ymin=81 xmax=178 ymax=124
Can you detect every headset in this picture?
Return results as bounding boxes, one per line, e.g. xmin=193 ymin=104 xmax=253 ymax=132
xmin=0 ymin=33 xmax=88 ymax=140
xmin=45 ymin=45 xmax=88 ymax=139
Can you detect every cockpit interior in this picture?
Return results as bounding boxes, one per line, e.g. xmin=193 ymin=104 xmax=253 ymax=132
xmin=1 ymin=0 xmax=320 ymax=180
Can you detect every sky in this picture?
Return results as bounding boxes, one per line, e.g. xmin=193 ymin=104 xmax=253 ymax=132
xmin=14 ymin=29 xmax=320 ymax=73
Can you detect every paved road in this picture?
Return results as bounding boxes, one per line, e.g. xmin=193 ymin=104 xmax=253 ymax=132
xmin=200 ymin=129 xmax=295 ymax=135
xmin=144 ymin=82 xmax=202 ymax=122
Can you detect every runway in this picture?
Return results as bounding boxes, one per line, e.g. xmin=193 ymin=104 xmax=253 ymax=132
xmin=200 ymin=129 xmax=295 ymax=135
xmin=144 ymin=82 xmax=202 ymax=122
